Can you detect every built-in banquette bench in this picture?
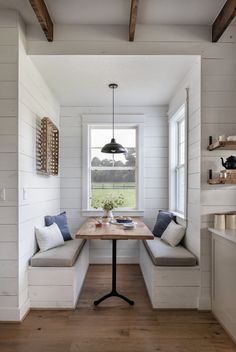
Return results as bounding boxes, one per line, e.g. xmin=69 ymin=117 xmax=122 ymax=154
xmin=28 ymin=210 xmax=199 ymax=310
xmin=140 ymin=238 xmax=200 ymax=309
xmin=28 ymin=238 xmax=89 ymax=309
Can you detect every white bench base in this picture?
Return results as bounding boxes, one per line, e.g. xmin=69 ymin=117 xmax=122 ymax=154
xmin=28 ymin=241 xmax=200 ymax=310
xmin=28 ymin=242 xmax=89 ymax=309
xmin=140 ymin=241 xmax=200 ymax=309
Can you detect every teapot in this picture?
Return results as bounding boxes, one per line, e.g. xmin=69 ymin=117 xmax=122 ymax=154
xmin=221 ymin=156 xmax=236 ymax=169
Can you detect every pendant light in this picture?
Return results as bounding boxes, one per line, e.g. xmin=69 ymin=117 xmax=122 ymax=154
xmin=101 ymin=83 xmax=127 ymax=154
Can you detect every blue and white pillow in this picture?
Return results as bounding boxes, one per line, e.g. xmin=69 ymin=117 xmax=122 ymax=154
xmin=45 ymin=211 xmax=72 ymax=241
xmin=152 ymin=210 xmax=176 ymax=237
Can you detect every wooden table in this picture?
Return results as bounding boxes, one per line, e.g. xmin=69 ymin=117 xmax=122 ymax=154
xmin=76 ymin=217 xmax=154 ymax=306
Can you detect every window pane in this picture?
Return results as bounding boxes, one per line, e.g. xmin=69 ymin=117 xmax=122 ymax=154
xmin=91 ymin=147 xmax=136 ymax=167
xmin=176 ymin=166 xmax=185 ymax=213
xmin=91 ymin=128 xmax=136 ymax=148
xmin=90 ymin=127 xmax=137 ymax=209
xmin=178 ymin=119 xmax=185 ymax=143
xmin=178 ymin=142 xmax=185 ymax=165
xmin=91 ymin=169 xmax=136 ymax=208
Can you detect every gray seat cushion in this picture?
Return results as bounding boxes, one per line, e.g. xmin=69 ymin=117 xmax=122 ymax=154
xmin=143 ymin=238 xmax=197 ymax=266
xmin=31 ymin=239 xmax=86 ymax=267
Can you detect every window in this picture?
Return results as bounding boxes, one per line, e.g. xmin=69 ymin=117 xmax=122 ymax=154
xmin=169 ymin=105 xmax=186 ymax=217
xmin=90 ymin=127 xmax=137 ymax=209
xmin=82 ymin=116 xmax=144 ymax=215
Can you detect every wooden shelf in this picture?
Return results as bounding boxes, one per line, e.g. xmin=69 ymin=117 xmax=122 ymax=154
xmin=208 ymin=140 xmax=236 ymax=151
xmin=208 ymin=178 xmax=236 ymax=185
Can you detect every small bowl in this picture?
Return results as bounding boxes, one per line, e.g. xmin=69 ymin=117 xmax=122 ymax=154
xmin=116 ymin=218 xmax=133 ymax=224
xmin=123 ymin=223 xmax=135 ymax=230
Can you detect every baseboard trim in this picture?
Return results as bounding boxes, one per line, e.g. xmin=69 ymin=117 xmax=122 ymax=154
xmin=212 ymin=312 xmax=236 ymax=344
xmin=198 ymin=296 xmax=211 ymax=311
xmin=19 ymin=299 xmax=30 ymax=321
xmin=0 ymin=308 xmax=21 ymax=322
xmin=0 ymin=299 xmax=30 ymax=322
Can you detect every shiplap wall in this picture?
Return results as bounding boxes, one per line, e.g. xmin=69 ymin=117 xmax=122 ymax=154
xmin=0 ymin=10 xmax=19 ymax=321
xmin=18 ymin=21 xmax=60 ymax=317
xmin=168 ymin=58 xmax=201 ymax=260
xmin=200 ymin=55 xmax=236 ymax=310
xmin=60 ymin=106 xmax=168 ymax=263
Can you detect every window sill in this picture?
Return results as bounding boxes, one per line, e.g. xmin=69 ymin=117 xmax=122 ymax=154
xmin=173 ymin=211 xmax=186 ymax=220
xmin=82 ymin=209 xmax=144 ymax=217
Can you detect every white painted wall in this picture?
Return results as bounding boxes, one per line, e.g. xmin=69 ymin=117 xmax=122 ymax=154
xmin=200 ymin=56 xmax=236 ymax=310
xmin=0 ymin=10 xmax=19 ymax=321
xmin=60 ymin=106 xmax=168 ymax=263
xmin=168 ymin=58 xmax=201 ymax=260
xmin=18 ymin=20 xmax=60 ymax=318
xmin=0 ymin=10 xmax=60 ymax=321
xmin=168 ymin=49 xmax=236 ymax=310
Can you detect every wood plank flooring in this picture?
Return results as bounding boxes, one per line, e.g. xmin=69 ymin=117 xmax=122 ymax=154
xmin=0 ymin=264 xmax=236 ymax=352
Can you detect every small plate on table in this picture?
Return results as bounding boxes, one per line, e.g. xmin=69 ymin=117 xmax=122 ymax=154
xmin=110 ymin=217 xmax=134 ymax=225
xmin=123 ymin=223 xmax=135 ymax=230
xmin=115 ymin=217 xmax=133 ymax=224
xmin=110 ymin=218 xmax=136 ymax=227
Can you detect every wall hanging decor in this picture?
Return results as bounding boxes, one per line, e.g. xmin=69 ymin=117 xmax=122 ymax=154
xmin=36 ymin=117 xmax=59 ymax=175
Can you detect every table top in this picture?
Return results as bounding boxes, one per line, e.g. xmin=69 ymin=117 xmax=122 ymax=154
xmin=76 ymin=218 xmax=154 ymax=240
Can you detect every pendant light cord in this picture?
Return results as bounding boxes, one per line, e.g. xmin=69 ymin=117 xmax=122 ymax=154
xmin=101 ymin=83 xmax=126 ymax=154
xmin=112 ymin=86 xmax=115 ymax=139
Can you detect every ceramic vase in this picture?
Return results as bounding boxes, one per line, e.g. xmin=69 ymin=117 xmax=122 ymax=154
xmin=214 ymin=214 xmax=225 ymax=230
xmin=226 ymin=214 xmax=236 ymax=229
xmin=102 ymin=210 xmax=113 ymax=224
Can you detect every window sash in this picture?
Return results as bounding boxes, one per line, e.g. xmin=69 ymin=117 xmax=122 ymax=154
xmin=82 ymin=115 xmax=144 ymax=215
xmin=177 ymin=118 xmax=185 ymax=167
xmin=89 ymin=126 xmax=138 ymax=210
xmin=169 ymin=104 xmax=186 ymax=217
xmin=91 ymin=166 xmax=136 ymax=171
xmin=175 ymin=164 xmax=185 ymax=214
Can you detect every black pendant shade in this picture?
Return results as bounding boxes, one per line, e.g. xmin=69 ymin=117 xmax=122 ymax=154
xmin=101 ymin=138 xmax=127 ymax=154
xmin=101 ymin=83 xmax=127 ymax=154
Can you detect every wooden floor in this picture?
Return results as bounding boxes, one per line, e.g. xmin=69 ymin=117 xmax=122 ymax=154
xmin=0 ymin=264 xmax=236 ymax=352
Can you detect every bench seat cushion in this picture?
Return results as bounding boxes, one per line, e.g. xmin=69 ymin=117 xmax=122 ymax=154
xmin=143 ymin=238 xmax=197 ymax=266
xmin=31 ymin=239 xmax=86 ymax=267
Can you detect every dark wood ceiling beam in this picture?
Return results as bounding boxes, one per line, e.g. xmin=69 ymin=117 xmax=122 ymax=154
xmin=212 ymin=0 xmax=236 ymax=42
xmin=29 ymin=0 xmax=53 ymax=42
xmin=129 ymin=0 xmax=139 ymax=41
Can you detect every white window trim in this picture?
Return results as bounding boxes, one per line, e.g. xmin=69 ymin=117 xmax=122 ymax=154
xmin=169 ymin=104 xmax=187 ymax=219
xmin=82 ymin=114 xmax=144 ymax=217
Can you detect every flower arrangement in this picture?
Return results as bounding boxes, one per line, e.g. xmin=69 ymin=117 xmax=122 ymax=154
xmin=93 ymin=194 xmax=124 ymax=211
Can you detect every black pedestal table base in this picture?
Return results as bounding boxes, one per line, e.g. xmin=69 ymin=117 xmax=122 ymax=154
xmin=93 ymin=239 xmax=134 ymax=306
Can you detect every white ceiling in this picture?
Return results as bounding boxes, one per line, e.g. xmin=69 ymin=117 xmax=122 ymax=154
xmin=31 ymin=55 xmax=197 ymax=106
xmin=0 ymin=0 xmax=228 ymax=25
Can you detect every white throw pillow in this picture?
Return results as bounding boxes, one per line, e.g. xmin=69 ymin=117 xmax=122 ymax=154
xmin=35 ymin=223 xmax=65 ymax=252
xmin=161 ymin=220 xmax=185 ymax=247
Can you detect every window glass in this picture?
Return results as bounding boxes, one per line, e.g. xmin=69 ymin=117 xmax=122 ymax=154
xmin=176 ymin=116 xmax=185 ymax=214
xmin=176 ymin=166 xmax=185 ymax=214
xmin=90 ymin=127 xmax=136 ymax=209
xmin=169 ymin=105 xmax=186 ymax=216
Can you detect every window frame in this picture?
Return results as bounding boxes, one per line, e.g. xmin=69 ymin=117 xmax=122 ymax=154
xmin=82 ymin=114 xmax=144 ymax=217
xmin=169 ymin=104 xmax=187 ymax=218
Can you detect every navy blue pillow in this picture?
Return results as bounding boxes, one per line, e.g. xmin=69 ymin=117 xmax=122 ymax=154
xmin=152 ymin=210 xmax=176 ymax=237
xmin=45 ymin=212 xmax=72 ymax=241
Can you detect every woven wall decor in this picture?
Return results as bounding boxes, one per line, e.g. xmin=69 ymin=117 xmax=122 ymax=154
xmin=36 ymin=117 xmax=59 ymax=175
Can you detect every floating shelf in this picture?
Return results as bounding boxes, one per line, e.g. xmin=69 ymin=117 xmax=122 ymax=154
xmin=208 ymin=178 xmax=236 ymax=185
xmin=208 ymin=140 xmax=236 ymax=151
